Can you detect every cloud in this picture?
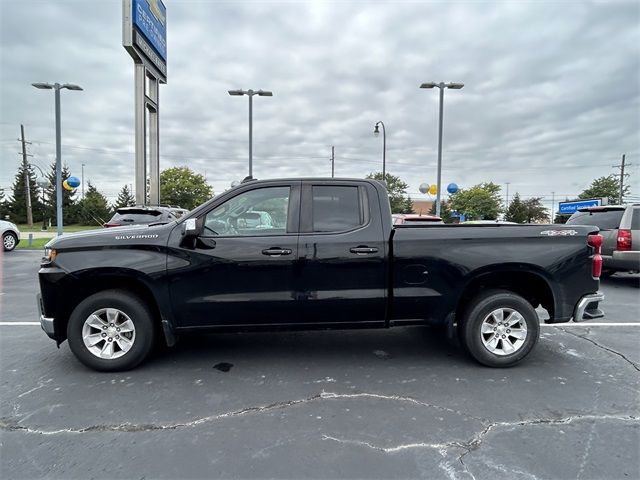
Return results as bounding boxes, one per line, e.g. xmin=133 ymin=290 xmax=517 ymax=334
xmin=1 ymin=0 xmax=638 ymax=208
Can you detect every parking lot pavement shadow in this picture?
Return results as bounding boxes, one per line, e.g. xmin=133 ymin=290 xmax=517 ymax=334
xmin=601 ymin=273 xmax=640 ymax=288
xmin=151 ymin=325 xmax=471 ymax=368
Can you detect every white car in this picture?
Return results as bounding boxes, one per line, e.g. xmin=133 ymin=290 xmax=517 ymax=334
xmin=1 ymin=220 xmax=20 ymax=251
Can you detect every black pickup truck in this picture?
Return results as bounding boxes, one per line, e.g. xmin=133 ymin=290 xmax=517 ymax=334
xmin=38 ymin=178 xmax=604 ymax=371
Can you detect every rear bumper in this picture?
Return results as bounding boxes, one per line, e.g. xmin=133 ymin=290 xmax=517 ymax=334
xmin=37 ymin=293 xmax=56 ymax=340
xmin=604 ymin=251 xmax=640 ymax=271
xmin=572 ymin=291 xmax=605 ymax=322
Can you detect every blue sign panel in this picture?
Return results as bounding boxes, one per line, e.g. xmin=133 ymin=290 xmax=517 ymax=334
xmin=558 ymin=199 xmax=602 ymax=214
xmin=133 ymin=0 xmax=167 ymax=61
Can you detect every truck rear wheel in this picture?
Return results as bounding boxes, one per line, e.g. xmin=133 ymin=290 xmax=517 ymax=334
xmin=459 ymin=289 xmax=539 ymax=367
xmin=67 ymin=290 xmax=155 ymax=371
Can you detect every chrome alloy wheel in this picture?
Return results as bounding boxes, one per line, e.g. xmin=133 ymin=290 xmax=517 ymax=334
xmin=82 ymin=308 xmax=136 ymax=359
xmin=480 ymin=308 xmax=528 ymax=356
xmin=3 ymin=234 xmax=16 ymax=250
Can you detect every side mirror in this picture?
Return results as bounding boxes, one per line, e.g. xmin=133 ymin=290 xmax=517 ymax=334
xmin=183 ymin=218 xmax=198 ymax=237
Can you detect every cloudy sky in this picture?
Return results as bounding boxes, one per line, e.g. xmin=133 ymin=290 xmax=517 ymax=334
xmin=1 ymin=0 xmax=639 ymax=211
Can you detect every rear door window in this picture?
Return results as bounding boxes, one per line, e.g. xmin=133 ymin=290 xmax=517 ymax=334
xmin=632 ymin=208 xmax=640 ymax=230
xmin=312 ymin=186 xmax=363 ymax=232
xmin=566 ymin=210 xmax=624 ymax=230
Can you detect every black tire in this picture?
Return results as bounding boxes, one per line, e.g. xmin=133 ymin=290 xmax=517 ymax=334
xmin=67 ymin=290 xmax=155 ymax=371
xmin=3 ymin=232 xmax=18 ymax=252
xmin=458 ymin=289 xmax=539 ymax=367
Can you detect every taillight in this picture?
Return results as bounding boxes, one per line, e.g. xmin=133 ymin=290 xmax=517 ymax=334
xmin=617 ymin=229 xmax=632 ymax=251
xmin=103 ymin=223 xmax=119 ymax=228
xmin=588 ymin=234 xmax=603 ymax=278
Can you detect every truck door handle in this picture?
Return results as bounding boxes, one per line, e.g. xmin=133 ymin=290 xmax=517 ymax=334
xmin=262 ymin=248 xmax=292 ymax=256
xmin=350 ymin=246 xmax=378 ymax=255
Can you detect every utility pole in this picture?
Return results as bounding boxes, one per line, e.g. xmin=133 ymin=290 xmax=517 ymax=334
xmin=331 ymin=146 xmax=335 ymax=178
xmin=19 ymin=124 xmax=34 ymax=228
xmin=505 ymin=182 xmax=510 ymax=210
xmin=81 ymin=163 xmax=86 ymax=199
xmin=551 ymin=191 xmax=555 ymax=224
xmin=616 ymin=154 xmax=627 ymax=204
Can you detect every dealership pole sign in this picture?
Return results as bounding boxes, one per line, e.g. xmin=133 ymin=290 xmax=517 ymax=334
xmin=557 ymin=198 xmax=604 ymax=215
xmin=123 ymin=0 xmax=167 ymax=206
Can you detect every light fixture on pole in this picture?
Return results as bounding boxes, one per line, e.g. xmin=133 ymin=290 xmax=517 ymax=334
xmin=373 ymin=121 xmax=387 ymax=180
xmin=32 ymin=82 xmax=83 ymax=236
xmin=228 ymin=89 xmax=273 ymax=178
xmin=419 ymin=81 xmax=464 ymax=217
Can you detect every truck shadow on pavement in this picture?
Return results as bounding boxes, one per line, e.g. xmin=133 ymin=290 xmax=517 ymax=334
xmin=151 ymin=326 xmax=473 ymax=369
xmin=601 ymin=273 xmax=640 ymax=288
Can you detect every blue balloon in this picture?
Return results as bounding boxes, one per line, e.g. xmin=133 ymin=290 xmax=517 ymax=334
xmin=66 ymin=176 xmax=81 ymax=188
xmin=447 ymin=183 xmax=458 ymax=194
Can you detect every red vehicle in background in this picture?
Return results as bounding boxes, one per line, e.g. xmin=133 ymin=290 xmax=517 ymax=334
xmin=392 ymin=214 xmax=444 ymax=225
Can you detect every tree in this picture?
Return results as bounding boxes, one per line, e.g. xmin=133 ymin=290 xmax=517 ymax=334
xmin=522 ymin=197 xmax=549 ymax=223
xmin=75 ymin=182 xmax=111 ymax=226
xmin=366 ymin=172 xmax=413 ymax=214
xmin=505 ymin=193 xmax=528 ymax=223
xmin=450 ymin=182 xmax=503 ymax=220
xmin=579 ymin=175 xmax=629 ymax=205
xmin=0 ymin=188 xmax=10 ymax=220
xmin=45 ymin=162 xmax=78 ymax=224
xmin=7 ymin=161 xmax=44 ymax=224
xmin=160 ymin=167 xmax=213 ymax=210
xmin=429 ymin=199 xmax=455 ymax=223
xmin=114 ymin=185 xmax=136 ymax=209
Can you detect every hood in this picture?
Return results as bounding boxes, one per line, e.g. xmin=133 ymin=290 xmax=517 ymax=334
xmin=46 ymin=222 xmax=176 ymax=250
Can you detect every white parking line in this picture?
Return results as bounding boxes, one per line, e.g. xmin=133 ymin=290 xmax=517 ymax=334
xmin=542 ymin=323 xmax=640 ymax=327
xmin=0 ymin=322 xmax=638 ymax=326
xmin=0 ymin=322 xmax=41 ymax=325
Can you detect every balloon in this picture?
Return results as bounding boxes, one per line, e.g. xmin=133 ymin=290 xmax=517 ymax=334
xmin=429 ymin=184 xmax=437 ymax=195
xmin=447 ymin=183 xmax=458 ymax=194
xmin=62 ymin=179 xmax=75 ymax=191
xmin=66 ymin=176 xmax=81 ymax=188
xmin=418 ymin=183 xmax=429 ymax=194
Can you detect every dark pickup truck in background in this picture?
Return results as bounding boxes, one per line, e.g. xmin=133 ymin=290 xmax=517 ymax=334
xmin=38 ymin=178 xmax=604 ymax=371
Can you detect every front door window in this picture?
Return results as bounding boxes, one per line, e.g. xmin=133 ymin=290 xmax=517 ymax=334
xmin=203 ymin=186 xmax=291 ymax=237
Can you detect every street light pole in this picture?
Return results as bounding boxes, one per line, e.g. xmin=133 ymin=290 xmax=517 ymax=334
xmin=228 ymin=89 xmax=273 ymax=178
xmin=81 ymin=163 xmax=86 ymax=199
xmin=54 ymin=85 xmax=62 ymax=235
xmin=32 ymin=82 xmax=83 ymax=236
xmin=420 ymin=82 xmax=464 ymax=217
xmin=248 ymin=93 xmax=253 ymax=177
xmin=374 ymin=121 xmax=386 ymax=180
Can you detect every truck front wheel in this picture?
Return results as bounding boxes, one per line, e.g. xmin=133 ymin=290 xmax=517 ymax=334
xmin=459 ymin=290 xmax=539 ymax=367
xmin=67 ymin=290 xmax=155 ymax=371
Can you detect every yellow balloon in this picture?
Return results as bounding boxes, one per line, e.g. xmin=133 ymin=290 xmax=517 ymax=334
xmin=429 ymin=184 xmax=437 ymax=195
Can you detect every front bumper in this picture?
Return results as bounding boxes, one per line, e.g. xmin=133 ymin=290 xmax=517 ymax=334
xmin=37 ymin=293 xmax=56 ymax=339
xmin=573 ymin=291 xmax=605 ymax=322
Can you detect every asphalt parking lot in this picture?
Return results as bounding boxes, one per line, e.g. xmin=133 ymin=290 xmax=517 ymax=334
xmin=1 ymin=250 xmax=638 ymax=480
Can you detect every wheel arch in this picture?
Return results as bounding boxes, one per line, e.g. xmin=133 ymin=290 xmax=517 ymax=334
xmin=454 ymin=264 xmax=557 ymax=323
xmin=54 ymin=269 xmax=175 ymax=346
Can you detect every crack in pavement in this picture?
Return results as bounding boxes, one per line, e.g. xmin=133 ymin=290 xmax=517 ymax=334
xmin=324 ymin=413 xmax=639 ymax=479
xmin=3 ymin=387 xmax=638 ymax=479
xmin=0 ymin=390 xmax=484 ymax=435
xmin=558 ymin=327 xmax=640 ymax=372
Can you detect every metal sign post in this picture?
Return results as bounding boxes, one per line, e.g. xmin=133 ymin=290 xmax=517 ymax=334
xmin=123 ymin=0 xmax=167 ymax=206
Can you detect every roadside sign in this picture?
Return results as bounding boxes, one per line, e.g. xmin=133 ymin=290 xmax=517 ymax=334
xmin=558 ymin=199 xmax=602 ymax=215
